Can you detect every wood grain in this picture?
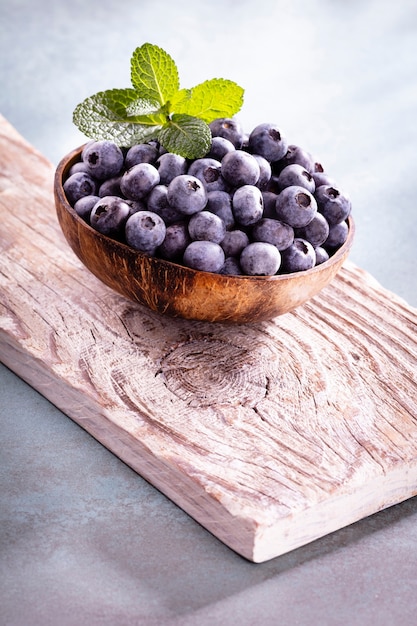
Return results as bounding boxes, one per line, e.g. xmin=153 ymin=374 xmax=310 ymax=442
xmin=1 ymin=114 xmax=416 ymax=562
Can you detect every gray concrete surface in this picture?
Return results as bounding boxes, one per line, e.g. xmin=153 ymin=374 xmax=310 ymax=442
xmin=1 ymin=1 xmax=416 ymax=624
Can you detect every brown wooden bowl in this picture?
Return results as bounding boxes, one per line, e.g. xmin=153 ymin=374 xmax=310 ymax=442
xmin=54 ymin=145 xmax=355 ymax=323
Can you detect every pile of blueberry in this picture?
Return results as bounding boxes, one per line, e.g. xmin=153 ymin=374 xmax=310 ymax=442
xmin=63 ymin=119 xmax=352 ymax=276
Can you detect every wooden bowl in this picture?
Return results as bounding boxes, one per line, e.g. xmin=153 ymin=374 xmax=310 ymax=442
xmin=54 ymin=145 xmax=355 ymax=324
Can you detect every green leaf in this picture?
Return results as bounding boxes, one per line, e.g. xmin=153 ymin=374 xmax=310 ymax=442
xmin=170 ymin=87 xmax=192 ymax=108
xmin=158 ymin=114 xmax=212 ymax=159
xmin=130 ymin=42 xmax=179 ymax=105
xmin=125 ymin=96 xmax=161 ymax=117
xmin=72 ymin=90 xmax=162 ymax=146
xmin=173 ymin=79 xmax=244 ymax=122
xmin=72 ymin=43 xmax=246 ymax=157
xmin=85 ymin=87 xmax=140 ymax=117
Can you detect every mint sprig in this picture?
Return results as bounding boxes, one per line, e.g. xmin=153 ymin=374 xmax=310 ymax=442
xmin=73 ymin=43 xmax=244 ymax=159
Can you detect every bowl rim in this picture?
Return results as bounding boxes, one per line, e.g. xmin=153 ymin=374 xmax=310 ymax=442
xmin=54 ymin=144 xmax=355 ymax=283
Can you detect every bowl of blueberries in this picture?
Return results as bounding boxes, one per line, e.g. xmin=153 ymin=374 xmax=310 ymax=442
xmin=54 ymin=118 xmax=354 ymax=323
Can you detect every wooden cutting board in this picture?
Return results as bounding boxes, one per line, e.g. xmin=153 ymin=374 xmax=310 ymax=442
xmin=1 ymin=114 xmax=416 ymax=562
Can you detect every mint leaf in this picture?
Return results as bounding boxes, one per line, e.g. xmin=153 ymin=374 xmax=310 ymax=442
xmin=125 ymin=97 xmax=161 ymax=117
xmin=72 ymin=43 xmax=245 ymax=156
xmin=131 ymin=43 xmax=179 ymax=105
xmin=170 ymin=87 xmax=192 ymax=108
xmin=73 ymin=90 xmax=162 ymax=146
xmin=173 ymin=79 xmax=244 ymax=123
xmin=158 ymin=115 xmax=211 ymax=159
xmin=83 ymin=87 xmax=140 ymax=117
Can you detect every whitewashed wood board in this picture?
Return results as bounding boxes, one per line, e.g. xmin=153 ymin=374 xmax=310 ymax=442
xmin=1 ymin=114 xmax=416 ymax=562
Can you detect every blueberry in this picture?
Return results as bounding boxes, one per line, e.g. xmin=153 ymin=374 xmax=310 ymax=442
xmin=183 ymin=240 xmax=225 ymax=273
xmin=156 ymin=152 xmax=188 ymax=185
xmin=68 ymin=161 xmax=89 ymax=176
xmin=232 ymin=185 xmax=264 ymax=226
xmin=240 ymin=242 xmax=281 ymax=276
xmin=265 ymin=174 xmax=281 ymax=195
xmin=252 ymin=154 xmax=272 ymax=190
xmin=209 ymin=118 xmax=244 ymax=149
xmin=324 ymin=220 xmax=349 ymax=249
xmin=275 ymin=186 xmax=317 ymax=228
xmin=98 ymin=175 xmax=123 ymax=198
xmin=82 ymin=140 xmax=124 ymax=180
xmin=188 ymin=210 xmax=226 ymax=244
xmin=274 ymin=144 xmax=314 ymax=173
xmin=157 ymin=144 xmax=168 ymax=157
xmin=157 ymin=222 xmax=191 ymax=261
xmin=315 ymin=185 xmax=352 ymax=225
xmin=206 ymin=136 xmax=236 ymax=161
xmin=124 ymin=143 xmax=159 ymax=169
xmin=220 ymin=256 xmax=243 ymax=275
xmin=221 ymin=150 xmax=260 ymax=187
xmin=261 ymin=191 xmax=279 ymax=218
xmin=73 ymin=194 xmax=100 ymax=222
xmin=248 ymin=123 xmax=288 ymax=162
xmin=125 ymin=210 xmax=166 ymax=255
xmin=125 ymin=199 xmax=147 ymax=216
xmin=314 ymin=246 xmax=330 ymax=265
xmin=280 ymin=238 xmax=316 ymax=273
xmin=220 ymin=230 xmax=250 ymax=257
xmin=120 ymin=163 xmax=160 ymax=201
xmin=146 ymin=184 xmax=168 ymax=212
xmin=252 ymin=218 xmax=294 ymax=251
xmin=312 ymin=171 xmax=335 ymax=188
xmin=167 ymin=175 xmax=208 ymax=215
xmin=63 ymin=171 xmax=98 ymax=205
xmin=295 ymin=213 xmax=329 ymax=247
xmin=312 ymin=159 xmax=326 ymax=173
xmin=146 ymin=184 xmax=183 ymax=225
xmin=90 ymin=196 xmax=131 ymax=237
xmin=80 ymin=139 xmax=95 ymax=156
xmin=206 ymin=190 xmax=235 ymax=230
xmin=277 ymin=164 xmax=315 ymax=194
xmin=187 ymin=158 xmax=228 ymax=192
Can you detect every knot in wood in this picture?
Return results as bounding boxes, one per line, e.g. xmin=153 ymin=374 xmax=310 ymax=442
xmin=160 ymin=338 xmax=276 ymax=408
